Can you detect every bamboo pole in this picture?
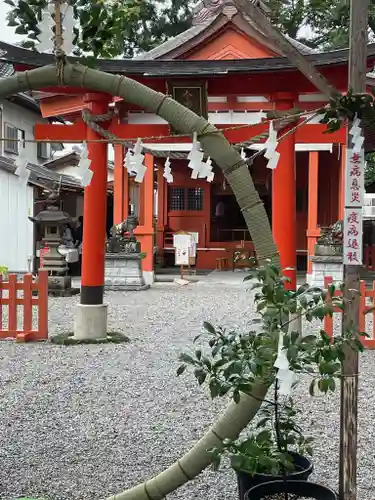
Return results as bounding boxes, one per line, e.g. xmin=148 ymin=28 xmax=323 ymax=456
xmin=339 ymin=2 xmax=369 ymax=499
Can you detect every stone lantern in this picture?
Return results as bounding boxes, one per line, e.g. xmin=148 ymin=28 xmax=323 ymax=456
xmin=29 ymin=190 xmax=79 ymax=296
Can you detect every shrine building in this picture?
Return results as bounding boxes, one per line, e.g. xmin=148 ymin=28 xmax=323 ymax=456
xmin=1 ymin=0 xmax=375 ymax=292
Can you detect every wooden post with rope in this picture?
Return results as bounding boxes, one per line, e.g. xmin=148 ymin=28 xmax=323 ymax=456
xmin=339 ymin=1 xmax=369 ymax=499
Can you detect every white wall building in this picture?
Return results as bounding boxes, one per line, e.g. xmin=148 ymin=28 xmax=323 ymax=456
xmin=0 ymin=60 xmax=55 ymax=273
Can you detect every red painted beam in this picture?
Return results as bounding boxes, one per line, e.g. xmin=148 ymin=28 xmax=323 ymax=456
xmin=295 ymin=124 xmax=346 ymax=144
xmin=34 ymin=121 xmax=87 ymax=141
xmin=34 ymin=121 xmax=346 ymax=145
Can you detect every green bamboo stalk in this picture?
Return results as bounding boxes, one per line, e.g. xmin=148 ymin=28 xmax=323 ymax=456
xmin=0 ymin=63 xmax=277 ymax=498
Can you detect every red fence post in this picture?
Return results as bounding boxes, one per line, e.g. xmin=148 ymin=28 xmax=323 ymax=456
xmin=36 ymin=270 xmax=48 ymax=341
xmin=8 ymin=274 xmax=17 ymax=336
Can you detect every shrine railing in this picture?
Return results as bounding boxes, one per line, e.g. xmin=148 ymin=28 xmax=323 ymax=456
xmin=324 ymin=276 xmax=375 ymax=349
xmin=0 ymin=271 xmax=48 ymax=342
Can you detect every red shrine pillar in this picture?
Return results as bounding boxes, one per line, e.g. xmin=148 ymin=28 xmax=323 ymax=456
xmin=156 ymin=159 xmax=167 ymax=264
xmin=113 ymin=144 xmax=129 ymax=224
xmin=75 ymin=93 xmax=110 ymax=339
xmin=307 ymin=152 xmax=320 ymax=277
xmin=272 ymin=93 xmax=297 ymax=289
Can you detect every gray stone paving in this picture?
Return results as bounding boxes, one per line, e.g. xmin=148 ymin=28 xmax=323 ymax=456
xmin=0 ymin=282 xmax=374 ymax=500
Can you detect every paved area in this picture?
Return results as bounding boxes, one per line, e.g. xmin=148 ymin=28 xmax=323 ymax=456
xmin=0 ymin=282 xmax=374 ymax=500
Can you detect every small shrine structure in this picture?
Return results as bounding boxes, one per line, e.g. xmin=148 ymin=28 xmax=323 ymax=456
xmin=1 ymin=0 xmax=375 ymax=297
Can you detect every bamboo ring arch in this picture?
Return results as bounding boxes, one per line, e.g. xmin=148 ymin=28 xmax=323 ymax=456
xmin=0 ymin=62 xmax=278 ymax=500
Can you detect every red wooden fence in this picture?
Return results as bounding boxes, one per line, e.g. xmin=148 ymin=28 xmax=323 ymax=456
xmin=324 ymin=276 xmax=375 ymax=349
xmin=0 ymin=271 xmax=48 ymax=342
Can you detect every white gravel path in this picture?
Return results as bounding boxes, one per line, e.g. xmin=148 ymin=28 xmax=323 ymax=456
xmin=0 ymin=283 xmax=374 ymax=500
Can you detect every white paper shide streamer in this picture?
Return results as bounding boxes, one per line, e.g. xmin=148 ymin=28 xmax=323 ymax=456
xmin=264 ymin=121 xmax=280 ymax=170
xmin=349 ymin=115 xmax=364 ymax=153
xmin=15 ymin=147 xmax=30 ymax=184
xmin=188 ymin=132 xmax=205 ymax=179
xmin=124 ymin=139 xmax=147 ymax=183
xmin=163 ymin=157 xmax=173 ymax=183
xmin=36 ymin=2 xmax=78 ymax=55
xmin=61 ymin=3 xmax=77 ymax=55
xmin=36 ymin=8 xmax=55 ymax=53
xmin=77 ymin=142 xmax=93 ymax=187
xmin=274 ymin=331 xmax=297 ymax=396
xmin=188 ymin=133 xmax=215 ymax=182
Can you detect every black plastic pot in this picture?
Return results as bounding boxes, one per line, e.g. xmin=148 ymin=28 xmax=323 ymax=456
xmin=245 ymin=480 xmax=337 ymax=499
xmin=236 ymin=453 xmax=313 ymax=500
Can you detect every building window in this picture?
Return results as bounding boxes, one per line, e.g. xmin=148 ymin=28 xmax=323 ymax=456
xmin=37 ymin=142 xmax=49 ymax=160
xmin=168 ymin=187 xmax=204 ymax=211
xmin=18 ymin=129 xmax=25 ymax=149
xmin=187 ymin=187 xmax=204 ymax=210
xmin=4 ymin=122 xmax=18 ymax=154
xmin=169 ymin=187 xmax=186 ymax=210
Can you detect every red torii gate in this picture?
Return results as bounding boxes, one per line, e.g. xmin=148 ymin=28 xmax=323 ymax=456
xmin=35 ymin=91 xmax=346 ymax=303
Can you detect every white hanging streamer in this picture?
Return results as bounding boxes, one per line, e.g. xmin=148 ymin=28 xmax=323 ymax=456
xmin=199 ymin=156 xmax=215 ymax=182
xmin=77 ymin=142 xmax=93 ymax=187
xmin=125 ymin=139 xmax=147 ymax=183
xmin=274 ymin=331 xmax=297 ymax=396
xmin=36 ymin=8 xmax=55 ymax=53
xmin=349 ymin=115 xmax=364 ymax=153
xmin=240 ymin=147 xmax=248 ymax=161
xmin=264 ymin=121 xmax=280 ymax=170
xmin=163 ymin=157 xmax=173 ymax=183
xmin=61 ymin=4 xmax=77 ymax=55
xmin=188 ymin=132 xmax=205 ymax=179
xmin=15 ymin=147 xmax=30 ymax=184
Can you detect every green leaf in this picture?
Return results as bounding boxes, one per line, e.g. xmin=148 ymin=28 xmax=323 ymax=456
xmin=15 ymin=25 xmax=28 ymax=34
xmin=233 ymin=389 xmax=241 ymax=404
xmin=176 ymin=364 xmax=186 ymax=376
xmin=256 ymin=430 xmax=271 ymax=444
xmin=203 ymin=321 xmax=216 ymax=334
xmin=309 ymin=379 xmax=316 ymax=396
xmin=179 ymin=353 xmax=195 ymax=364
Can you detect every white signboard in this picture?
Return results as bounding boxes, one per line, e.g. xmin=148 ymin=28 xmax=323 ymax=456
xmin=173 ymin=234 xmax=190 ymax=249
xmin=343 ymin=208 xmax=363 ymax=265
xmin=344 ymin=149 xmax=365 ymax=208
xmin=175 ymin=247 xmax=189 ymax=265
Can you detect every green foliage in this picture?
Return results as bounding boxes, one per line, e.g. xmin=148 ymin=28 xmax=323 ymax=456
xmin=319 ymin=89 xmax=375 ymax=134
xmin=365 ymin=152 xmax=375 ymax=187
xmin=177 ymin=261 xmax=366 ymax=476
xmin=0 ymin=265 xmax=8 ymax=277
xmin=209 ymin=400 xmax=313 ymax=476
xmin=267 ymin=0 xmax=306 ymax=40
xmin=7 ymin=0 xmax=375 ymax=60
xmin=6 ymin=0 xmax=193 ymax=59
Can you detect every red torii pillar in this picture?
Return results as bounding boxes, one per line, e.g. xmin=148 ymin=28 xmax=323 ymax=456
xmin=272 ymin=93 xmax=297 ymax=289
xmin=75 ymin=93 xmax=110 ymax=339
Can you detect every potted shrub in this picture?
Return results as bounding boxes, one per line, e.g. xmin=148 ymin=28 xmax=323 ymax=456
xmin=177 ymin=262 xmax=366 ymax=500
xmin=246 ymin=480 xmax=337 ymax=499
xmin=315 ymin=220 xmax=343 ymax=257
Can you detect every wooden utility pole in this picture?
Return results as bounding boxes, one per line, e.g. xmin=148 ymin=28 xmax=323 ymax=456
xmin=340 ymin=1 xmax=369 ymax=499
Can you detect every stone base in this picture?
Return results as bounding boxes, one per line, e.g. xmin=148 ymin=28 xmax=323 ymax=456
xmin=73 ymin=303 xmax=108 ymax=340
xmin=105 ymin=253 xmax=150 ymax=291
xmin=308 ymin=255 xmax=343 ymax=288
xmin=47 ymin=275 xmax=80 ymax=296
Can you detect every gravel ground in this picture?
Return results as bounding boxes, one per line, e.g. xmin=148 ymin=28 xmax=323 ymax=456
xmin=0 ymin=283 xmax=374 ymax=500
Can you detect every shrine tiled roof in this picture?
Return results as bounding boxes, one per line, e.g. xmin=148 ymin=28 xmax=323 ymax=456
xmin=1 ymin=40 xmax=374 ymax=77
xmin=135 ymin=1 xmax=317 ymax=60
xmin=0 ymin=155 xmax=82 ymax=190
